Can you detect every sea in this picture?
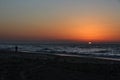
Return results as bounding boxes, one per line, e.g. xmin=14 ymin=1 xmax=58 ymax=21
xmin=0 ymin=41 xmax=120 ymax=59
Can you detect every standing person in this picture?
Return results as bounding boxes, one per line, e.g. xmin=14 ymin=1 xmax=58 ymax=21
xmin=15 ymin=46 xmax=18 ymax=52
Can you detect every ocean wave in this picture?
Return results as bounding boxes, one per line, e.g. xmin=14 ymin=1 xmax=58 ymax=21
xmin=0 ymin=43 xmax=120 ymax=58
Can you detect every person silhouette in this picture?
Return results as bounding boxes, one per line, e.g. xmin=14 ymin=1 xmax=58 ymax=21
xmin=15 ymin=46 xmax=18 ymax=52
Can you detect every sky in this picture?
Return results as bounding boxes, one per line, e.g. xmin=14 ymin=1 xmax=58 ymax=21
xmin=0 ymin=0 xmax=120 ymax=42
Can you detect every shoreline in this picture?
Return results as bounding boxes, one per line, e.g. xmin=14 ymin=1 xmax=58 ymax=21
xmin=0 ymin=50 xmax=120 ymax=64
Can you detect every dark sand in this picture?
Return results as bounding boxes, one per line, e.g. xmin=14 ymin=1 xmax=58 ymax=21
xmin=0 ymin=50 xmax=120 ymax=80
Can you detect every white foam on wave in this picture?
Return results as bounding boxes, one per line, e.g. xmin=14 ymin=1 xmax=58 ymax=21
xmin=0 ymin=43 xmax=120 ymax=58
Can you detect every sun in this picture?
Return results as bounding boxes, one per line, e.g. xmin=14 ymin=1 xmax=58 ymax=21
xmin=88 ymin=42 xmax=92 ymax=45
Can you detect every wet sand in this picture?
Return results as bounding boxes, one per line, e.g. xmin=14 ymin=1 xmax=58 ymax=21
xmin=0 ymin=50 xmax=120 ymax=80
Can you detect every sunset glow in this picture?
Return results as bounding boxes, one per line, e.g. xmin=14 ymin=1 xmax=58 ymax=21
xmin=0 ymin=0 xmax=120 ymax=42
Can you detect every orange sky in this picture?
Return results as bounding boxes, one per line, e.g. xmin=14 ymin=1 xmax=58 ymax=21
xmin=0 ymin=16 xmax=119 ymax=42
xmin=0 ymin=0 xmax=120 ymax=42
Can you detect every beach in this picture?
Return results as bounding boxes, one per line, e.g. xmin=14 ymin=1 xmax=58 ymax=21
xmin=0 ymin=50 xmax=120 ymax=80
xmin=1 ymin=0 xmax=120 ymax=80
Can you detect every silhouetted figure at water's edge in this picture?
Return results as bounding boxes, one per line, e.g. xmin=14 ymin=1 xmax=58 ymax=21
xmin=15 ymin=46 xmax=18 ymax=52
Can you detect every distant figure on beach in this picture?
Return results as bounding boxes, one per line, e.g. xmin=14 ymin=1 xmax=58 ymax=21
xmin=15 ymin=46 xmax=18 ymax=52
